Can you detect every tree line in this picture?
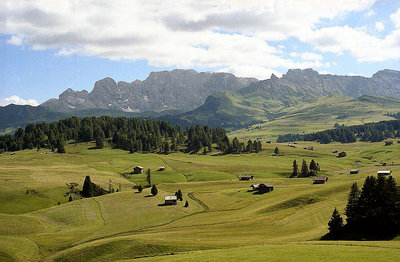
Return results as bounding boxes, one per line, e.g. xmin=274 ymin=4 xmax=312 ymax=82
xmin=327 ymin=175 xmax=400 ymax=239
xmin=0 ymin=116 xmax=262 ymax=155
xmin=277 ymin=119 xmax=400 ymax=144
xmin=290 ymin=159 xmax=320 ymax=178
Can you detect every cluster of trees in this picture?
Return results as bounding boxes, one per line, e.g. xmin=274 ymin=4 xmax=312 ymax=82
xmin=217 ymin=137 xmax=262 ymax=154
xmin=0 ymin=116 xmax=263 ymax=155
xmin=290 ymin=159 xmax=320 ymax=178
xmin=277 ymin=120 xmax=400 ymax=144
xmin=66 ymin=176 xmax=110 ymax=201
xmin=327 ymin=176 xmax=400 ymax=239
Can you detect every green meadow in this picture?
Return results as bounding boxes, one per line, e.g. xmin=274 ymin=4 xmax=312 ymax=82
xmin=0 ymin=140 xmax=399 ymax=261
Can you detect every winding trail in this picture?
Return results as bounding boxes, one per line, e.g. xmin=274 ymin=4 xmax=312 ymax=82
xmin=188 ymin=192 xmax=209 ymax=211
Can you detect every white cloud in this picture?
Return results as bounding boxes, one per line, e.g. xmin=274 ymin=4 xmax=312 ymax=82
xmin=375 ymin=22 xmax=384 ymax=32
xmin=300 ymin=52 xmax=323 ymax=61
xmin=6 ymin=35 xmax=23 ymax=45
xmin=391 ymin=8 xmax=400 ymax=28
xmin=365 ymin=10 xmax=375 ymax=17
xmin=0 ymin=96 xmax=39 ymax=106
xmin=0 ymin=0 xmax=390 ymax=77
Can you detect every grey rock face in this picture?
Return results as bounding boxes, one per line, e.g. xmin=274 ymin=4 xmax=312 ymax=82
xmin=41 ymin=69 xmax=257 ymax=112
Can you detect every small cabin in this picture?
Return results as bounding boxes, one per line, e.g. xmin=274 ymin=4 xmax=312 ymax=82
xmin=312 ymin=176 xmax=328 ymax=184
xmin=377 ymin=170 xmax=392 ymax=176
xmin=349 ymin=170 xmax=359 ymax=174
xmin=164 ymin=195 xmax=177 ymax=205
xmin=133 ymin=166 xmax=144 ymax=174
xmin=158 ymin=166 xmax=166 ymax=171
xmin=332 ymin=150 xmax=338 ymax=153
xmin=307 ymin=146 xmax=314 ymax=151
xmin=338 ymin=152 xmax=346 ymax=158
xmin=239 ymin=174 xmax=254 ymax=181
xmin=250 ymin=183 xmax=274 ymax=193
xmin=385 ymin=140 xmax=394 ymax=146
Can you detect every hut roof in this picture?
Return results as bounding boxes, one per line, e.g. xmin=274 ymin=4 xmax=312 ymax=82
xmin=239 ymin=174 xmax=254 ymax=178
xmin=312 ymin=176 xmax=328 ymax=181
xmin=164 ymin=195 xmax=177 ymax=201
xmin=135 ymin=166 xmax=144 ymax=169
xmin=377 ymin=170 xmax=392 ymax=174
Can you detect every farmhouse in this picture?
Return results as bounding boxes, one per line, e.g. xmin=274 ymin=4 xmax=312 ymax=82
xmin=377 ymin=170 xmax=392 ymax=176
xmin=133 ymin=166 xmax=144 ymax=174
xmin=164 ymin=195 xmax=178 ymax=205
xmin=349 ymin=170 xmax=359 ymax=174
xmin=312 ymin=176 xmax=328 ymax=184
xmin=385 ymin=140 xmax=394 ymax=146
xmin=239 ymin=174 xmax=254 ymax=181
xmin=158 ymin=166 xmax=166 ymax=171
xmin=338 ymin=152 xmax=346 ymax=158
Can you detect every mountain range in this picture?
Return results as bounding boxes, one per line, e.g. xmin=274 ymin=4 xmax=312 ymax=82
xmin=1 ymin=68 xmax=400 ymax=133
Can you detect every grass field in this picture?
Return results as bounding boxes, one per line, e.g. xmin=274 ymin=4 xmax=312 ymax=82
xmin=0 ymin=140 xmax=399 ymax=261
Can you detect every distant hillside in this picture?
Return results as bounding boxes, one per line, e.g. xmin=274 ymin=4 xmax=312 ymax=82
xmin=41 ymin=69 xmax=257 ymax=113
xmin=172 ymin=69 xmax=400 ymax=129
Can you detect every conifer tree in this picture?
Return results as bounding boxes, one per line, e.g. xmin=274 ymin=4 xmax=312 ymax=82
xmin=96 ymin=135 xmax=104 ymax=149
xmin=300 ymin=159 xmax=309 ymax=177
xmin=68 ymin=195 xmax=73 ymax=202
xmin=328 ymin=208 xmax=343 ymax=237
xmin=57 ymin=140 xmax=66 ymax=153
xmin=137 ymin=184 xmax=143 ymax=193
xmin=345 ymin=182 xmax=360 ymax=225
xmin=291 ymin=160 xmax=298 ymax=178
xmin=175 ymin=189 xmax=183 ymax=201
xmin=82 ymin=175 xmax=95 ymax=198
xmin=184 ymin=201 xmax=189 ymax=207
xmin=274 ymin=146 xmax=279 ymax=155
xmin=151 ymin=185 xmax=158 ymax=196
xmin=146 ymin=169 xmax=151 ymax=185
xmin=309 ymin=159 xmax=317 ymax=172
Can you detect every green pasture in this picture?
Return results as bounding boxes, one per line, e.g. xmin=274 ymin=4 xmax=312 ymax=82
xmin=0 ymin=140 xmax=399 ymax=261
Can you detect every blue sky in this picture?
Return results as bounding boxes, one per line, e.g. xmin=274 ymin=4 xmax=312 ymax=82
xmin=1 ymin=0 xmax=400 ymax=106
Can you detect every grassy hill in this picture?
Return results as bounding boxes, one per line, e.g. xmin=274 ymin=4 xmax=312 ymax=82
xmin=230 ymin=94 xmax=400 ymax=141
xmin=0 ymin=140 xmax=399 ymax=261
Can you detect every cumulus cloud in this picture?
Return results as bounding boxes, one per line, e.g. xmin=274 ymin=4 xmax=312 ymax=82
xmin=375 ymin=22 xmax=384 ymax=32
xmin=391 ymin=8 xmax=400 ymax=28
xmin=6 ymin=35 xmax=23 ymax=45
xmin=0 ymin=96 xmax=39 ymax=106
xmin=2 ymin=0 xmax=396 ymax=78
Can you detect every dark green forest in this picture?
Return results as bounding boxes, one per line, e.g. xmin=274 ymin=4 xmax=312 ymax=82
xmin=0 ymin=116 xmax=261 ymax=155
xmin=277 ymin=120 xmax=400 ymax=143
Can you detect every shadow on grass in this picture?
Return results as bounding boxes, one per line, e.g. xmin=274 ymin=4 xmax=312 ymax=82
xmin=144 ymin=195 xmax=155 ymax=198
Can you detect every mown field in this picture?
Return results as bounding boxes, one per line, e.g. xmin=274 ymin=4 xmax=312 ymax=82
xmin=0 ymin=140 xmax=399 ymax=261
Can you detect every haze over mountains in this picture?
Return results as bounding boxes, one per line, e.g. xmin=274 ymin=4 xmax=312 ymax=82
xmin=1 ymin=68 xmax=400 ymax=131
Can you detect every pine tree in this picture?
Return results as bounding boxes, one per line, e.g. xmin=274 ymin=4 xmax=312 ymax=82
xmin=175 ymin=189 xmax=183 ymax=201
xmin=68 ymin=195 xmax=73 ymax=202
xmin=184 ymin=201 xmax=189 ymax=207
xmin=291 ymin=160 xmax=298 ymax=178
xmin=82 ymin=176 xmax=95 ymax=198
xmin=309 ymin=159 xmax=317 ymax=172
xmin=96 ymin=135 xmax=104 ymax=149
xmin=137 ymin=184 xmax=143 ymax=193
xmin=300 ymin=159 xmax=309 ymax=177
xmin=146 ymin=169 xmax=151 ymax=185
xmin=345 ymin=182 xmax=360 ymax=225
xmin=57 ymin=140 xmax=66 ymax=153
xmin=274 ymin=146 xmax=279 ymax=155
xmin=246 ymin=140 xmax=253 ymax=153
xmin=328 ymin=208 xmax=343 ymax=237
xmin=151 ymin=185 xmax=158 ymax=196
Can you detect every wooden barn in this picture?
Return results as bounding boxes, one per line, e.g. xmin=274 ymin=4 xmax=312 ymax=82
xmin=385 ymin=140 xmax=394 ymax=146
xmin=133 ymin=166 xmax=144 ymax=174
xmin=158 ymin=166 xmax=166 ymax=171
xmin=164 ymin=195 xmax=178 ymax=205
xmin=312 ymin=176 xmax=328 ymax=184
xmin=349 ymin=170 xmax=359 ymax=174
xmin=377 ymin=170 xmax=392 ymax=176
xmin=239 ymin=174 xmax=254 ymax=181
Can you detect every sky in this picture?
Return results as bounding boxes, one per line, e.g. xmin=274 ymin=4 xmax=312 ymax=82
xmin=1 ymin=0 xmax=400 ymax=106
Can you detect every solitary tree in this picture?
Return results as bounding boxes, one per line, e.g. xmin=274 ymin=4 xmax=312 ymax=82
xmin=82 ymin=176 xmax=94 ymax=198
xmin=274 ymin=146 xmax=280 ymax=155
xmin=151 ymin=185 xmax=158 ymax=196
xmin=328 ymin=208 xmax=343 ymax=237
xmin=146 ymin=169 xmax=151 ymax=185
xmin=137 ymin=184 xmax=143 ymax=193
xmin=184 ymin=201 xmax=189 ymax=207
xmin=291 ymin=160 xmax=298 ymax=178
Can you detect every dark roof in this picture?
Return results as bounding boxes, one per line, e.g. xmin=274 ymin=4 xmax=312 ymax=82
xmin=239 ymin=174 xmax=254 ymax=178
xmin=312 ymin=176 xmax=328 ymax=181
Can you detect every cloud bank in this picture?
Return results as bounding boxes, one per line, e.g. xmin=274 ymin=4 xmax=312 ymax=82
xmin=1 ymin=0 xmax=399 ymax=79
xmin=0 ymin=96 xmax=39 ymax=106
